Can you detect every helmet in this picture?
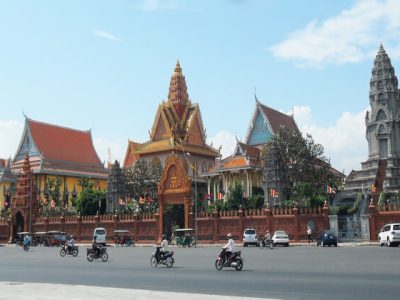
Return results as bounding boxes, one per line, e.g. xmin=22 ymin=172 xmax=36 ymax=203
xmin=70 ymin=235 xmax=74 ymax=238
xmin=227 ymin=233 xmax=232 ymax=238
xmin=162 ymin=234 xmax=167 ymax=240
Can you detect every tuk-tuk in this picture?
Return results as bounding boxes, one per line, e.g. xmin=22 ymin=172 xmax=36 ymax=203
xmin=174 ymin=228 xmax=195 ymax=247
xmin=113 ymin=230 xmax=135 ymax=247
xmin=32 ymin=232 xmax=47 ymax=246
xmin=46 ymin=231 xmax=67 ymax=247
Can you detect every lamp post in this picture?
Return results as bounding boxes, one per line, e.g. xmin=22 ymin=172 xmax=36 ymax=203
xmin=185 ymin=152 xmax=197 ymax=248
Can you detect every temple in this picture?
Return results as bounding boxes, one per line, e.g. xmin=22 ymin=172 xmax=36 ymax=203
xmin=344 ymin=44 xmax=400 ymax=203
xmin=123 ymin=61 xmax=219 ymax=237
xmin=11 ymin=117 xmax=108 ymax=207
xmin=204 ymin=97 xmax=298 ymax=203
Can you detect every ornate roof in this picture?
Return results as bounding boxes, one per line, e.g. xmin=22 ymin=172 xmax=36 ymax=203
xmin=12 ymin=118 xmax=107 ymax=179
xmin=0 ymin=158 xmax=16 ymax=183
xmin=125 ymin=61 xmax=219 ymax=164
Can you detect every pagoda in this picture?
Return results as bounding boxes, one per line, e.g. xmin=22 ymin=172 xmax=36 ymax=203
xmin=124 ymin=61 xmax=219 ymax=168
xmin=123 ymin=61 xmax=219 ymax=237
xmin=345 ymin=44 xmax=400 ymax=203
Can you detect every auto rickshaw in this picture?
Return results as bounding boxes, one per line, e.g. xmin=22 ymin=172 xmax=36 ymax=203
xmin=174 ymin=228 xmax=195 ymax=247
xmin=32 ymin=232 xmax=47 ymax=246
xmin=46 ymin=231 xmax=67 ymax=247
xmin=113 ymin=229 xmax=135 ymax=247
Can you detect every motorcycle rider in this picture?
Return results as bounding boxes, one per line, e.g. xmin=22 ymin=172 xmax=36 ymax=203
xmin=159 ymin=234 xmax=169 ymax=261
xmin=92 ymin=235 xmax=101 ymax=258
xmin=262 ymin=230 xmax=272 ymax=247
xmin=23 ymin=234 xmax=31 ymax=248
xmin=67 ymin=235 xmax=75 ymax=253
xmin=223 ymin=233 xmax=236 ymax=264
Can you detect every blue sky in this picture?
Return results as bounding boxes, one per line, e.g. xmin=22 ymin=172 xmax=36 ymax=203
xmin=1 ymin=0 xmax=400 ymax=174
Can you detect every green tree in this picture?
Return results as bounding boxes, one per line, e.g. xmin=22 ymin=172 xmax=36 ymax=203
xmin=259 ymin=126 xmax=329 ymax=206
xmin=225 ymin=183 xmax=244 ymax=210
xmin=44 ymin=176 xmax=62 ymax=206
xmin=75 ymin=181 xmax=106 ymax=215
xmin=124 ymin=159 xmax=162 ymax=214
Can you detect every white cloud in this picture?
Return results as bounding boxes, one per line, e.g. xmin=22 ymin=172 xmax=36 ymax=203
xmin=293 ymin=105 xmax=368 ymax=175
xmin=93 ymin=30 xmax=121 ymax=42
xmin=138 ymin=0 xmax=180 ymax=12
xmin=93 ymin=137 xmax=126 ymax=167
xmin=0 ymin=120 xmax=24 ymax=160
xmin=208 ymin=131 xmax=237 ymax=159
xmin=270 ymin=0 xmax=400 ymax=67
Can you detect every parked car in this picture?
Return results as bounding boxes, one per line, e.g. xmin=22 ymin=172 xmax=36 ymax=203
xmin=243 ymin=228 xmax=258 ymax=247
xmin=378 ymin=223 xmax=400 ymax=247
xmin=94 ymin=227 xmax=107 ymax=246
xmin=316 ymin=230 xmax=337 ymax=247
xmin=272 ymin=230 xmax=289 ymax=247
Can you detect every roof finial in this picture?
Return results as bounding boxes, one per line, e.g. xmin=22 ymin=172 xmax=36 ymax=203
xmin=254 ymin=87 xmax=259 ymax=103
xmin=378 ymin=43 xmax=385 ymax=54
xmin=174 ymin=59 xmax=182 ymax=74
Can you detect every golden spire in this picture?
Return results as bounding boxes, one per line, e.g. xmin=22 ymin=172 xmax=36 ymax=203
xmin=168 ymin=60 xmax=189 ymax=119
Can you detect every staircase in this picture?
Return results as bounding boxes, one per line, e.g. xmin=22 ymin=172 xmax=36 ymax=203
xmin=372 ymin=160 xmax=387 ymax=204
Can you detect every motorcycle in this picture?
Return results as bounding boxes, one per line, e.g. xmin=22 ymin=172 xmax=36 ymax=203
xmin=215 ymin=248 xmax=244 ymax=271
xmin=60 ymin=244 xmax=79 ymax=257
xmin=150 ymin=246 xmax=174 ymax=268
xmin=23 ymin=242 xmax=30 ymax=252
xmin=259 ymin=237 xmax=274 ymax=249
xmin=86 ymin=246 xmax=108 ymax=262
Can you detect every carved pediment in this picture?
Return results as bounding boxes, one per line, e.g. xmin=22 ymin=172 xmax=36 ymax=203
xmin=158 ymin=154 xmax=191 ymax=195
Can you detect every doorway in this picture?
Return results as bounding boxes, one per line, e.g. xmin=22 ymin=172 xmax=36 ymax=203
xmin=163 ymin=204 xmax=185 ymax=241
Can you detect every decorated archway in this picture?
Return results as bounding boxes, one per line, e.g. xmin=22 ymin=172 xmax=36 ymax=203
xmin=157 ymin=154 xmax=192 ymax=240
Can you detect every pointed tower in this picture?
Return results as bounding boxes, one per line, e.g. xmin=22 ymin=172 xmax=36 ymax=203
xmin=366 ymin=44 xmax=400 ymax=160
xmin=168 ymin=60 xmax=189 ymax=119
xmin=345 ymin=44 xmax=400 ymax=198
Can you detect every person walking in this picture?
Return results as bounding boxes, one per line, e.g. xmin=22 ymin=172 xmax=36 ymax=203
xmin=307 ymin=226 xmax=312 ymax=243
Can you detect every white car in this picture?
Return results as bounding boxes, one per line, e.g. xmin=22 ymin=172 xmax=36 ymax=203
xmin=243 ymin=228 xmax=258 ymax=247
xmin=272 ymin=230 xmax=289 ymax=247
xmin=378 ymin=223 xmax=400 ymax=247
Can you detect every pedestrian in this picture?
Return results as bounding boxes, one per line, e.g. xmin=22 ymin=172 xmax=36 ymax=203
xmin=307 ymin=226 xmax=312 ymax=243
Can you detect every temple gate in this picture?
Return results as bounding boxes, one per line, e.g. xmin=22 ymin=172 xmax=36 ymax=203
xmin=157 ymin=154 xmax=192 ymax=240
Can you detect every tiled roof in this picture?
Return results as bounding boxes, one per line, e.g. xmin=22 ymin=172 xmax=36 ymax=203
xmin=28 ymin=119 xmax=103 ymax=166
xmin=259 ymin=103 xmax=298 ymax=133
xmin=238 ymin=142 xmax=260 ymax=159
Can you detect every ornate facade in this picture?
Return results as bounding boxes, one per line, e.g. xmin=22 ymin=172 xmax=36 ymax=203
xmin=12 ymin=117 xmax=108 ymax=208
xmin=204 ymin=97 xmax=298 ymax=203
xmin=345 ymin=45 xmax=400 ymax=201
xmin=123 ymin=61 xmax=219 ymax=236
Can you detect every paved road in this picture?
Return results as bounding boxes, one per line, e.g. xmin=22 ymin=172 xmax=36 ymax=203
xmin=0 ymin=244 xmax=399 ymax=299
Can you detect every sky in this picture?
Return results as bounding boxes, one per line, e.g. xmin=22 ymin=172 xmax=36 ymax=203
xmin=1 ymin=0 xmax=400 ymax=175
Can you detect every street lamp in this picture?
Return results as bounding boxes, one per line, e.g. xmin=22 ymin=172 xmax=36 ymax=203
xmin=184 ymin=152 xmax=197 ymax=248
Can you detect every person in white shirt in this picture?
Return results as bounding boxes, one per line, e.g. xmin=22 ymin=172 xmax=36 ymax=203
xmin=159 ymin=234 xmax=169 ymax=261
xmin=67 ymin=235 xmax=75 ymax=252
xmin=223 ymin=233 xmax=236 ymax=264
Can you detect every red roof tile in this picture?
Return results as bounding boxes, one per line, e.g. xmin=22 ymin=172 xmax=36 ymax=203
xmin=238 ymin=142 xmax=260 ymax=159
xmin=28 ymin=119 xmax=103 ymax=166
xmin=259 ymin=103 xmax=298 ymax=133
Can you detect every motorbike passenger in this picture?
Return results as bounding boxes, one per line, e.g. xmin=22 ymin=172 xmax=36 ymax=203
xmin=262 ymin=231 xmax=271 ymax=247
xmin=223 ymin=233 xmax=236 ymax=264
xmin=92 ymin=235 xmax=101 ymax=257
xmin=159 ymin=234 xmax=169 ymax=261
xmin=67 ymin=235 xmax=75 ymax=252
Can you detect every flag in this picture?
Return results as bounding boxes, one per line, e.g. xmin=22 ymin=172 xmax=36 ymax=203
xmin=270 ymin=189 xmax=279 ymax=198
xmin=327 ymin=185 xmax=335 ymax=194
